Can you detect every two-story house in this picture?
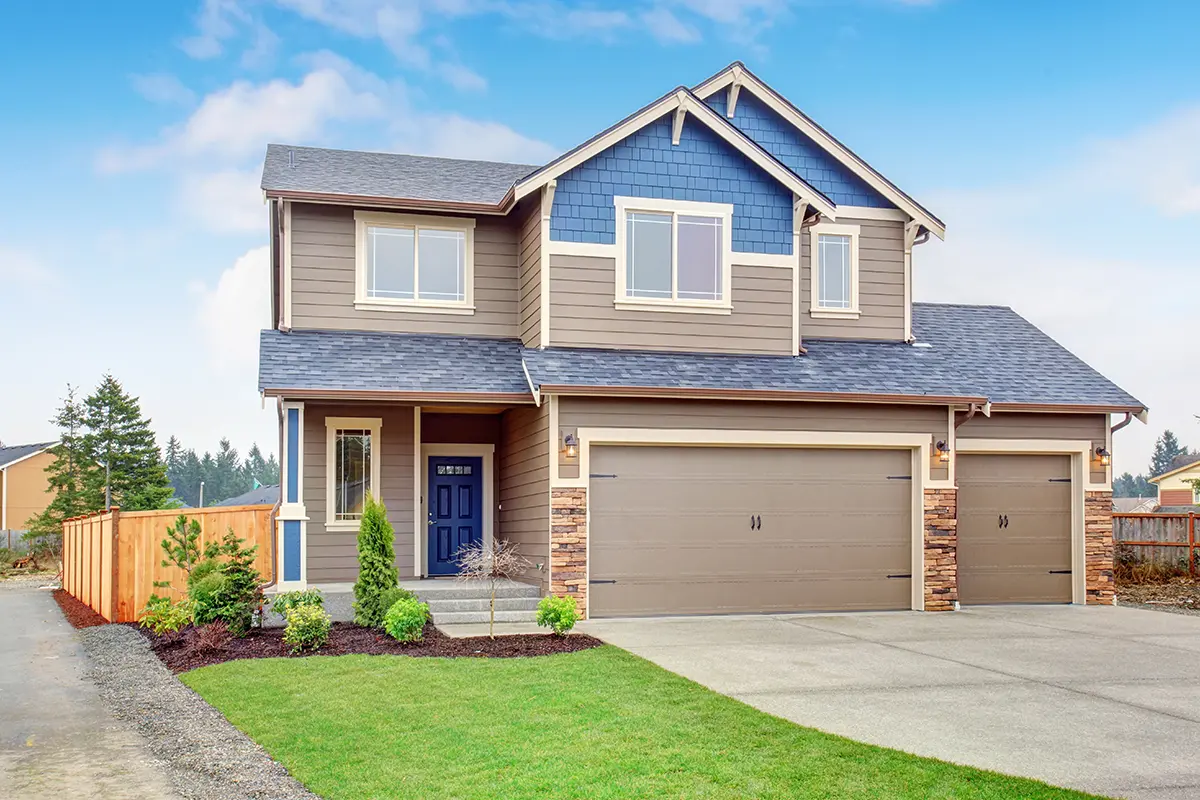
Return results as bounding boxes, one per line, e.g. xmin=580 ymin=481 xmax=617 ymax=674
xmin=258 ymin=62 xmax=1145 ymax=619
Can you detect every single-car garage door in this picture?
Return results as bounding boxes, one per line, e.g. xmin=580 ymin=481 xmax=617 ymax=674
xmin=957 ymin=453 xmax=1073 ymax=604
xmin=588 ymin=446 xmax=913 ymax=617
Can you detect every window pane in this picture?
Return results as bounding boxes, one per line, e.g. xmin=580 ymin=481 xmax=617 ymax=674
xmin=677 ymin=215 xmax=722 ymax=301
xmin=818 ymin=234 xmax=851 ymax=309
xmin=626 ymin=212 xmax=671 ymax=299
xmin=334 ymin=429 xmax=372 ymax=521
xmin=367 ymin=227 xmax=415 ymax=299
xmin=417 ymin=229 xmax=465 ymax=302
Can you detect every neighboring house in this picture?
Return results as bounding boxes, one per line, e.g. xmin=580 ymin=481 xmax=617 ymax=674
xmin=0 ymin=441 xmax=57 ymax=536
xmin=1149 ymin=456 xmax=1200 ymax=507
xmin=258 ymin=62 xmax=1146 ymax=618
xmin=1112 ymin=497 xmax=1157 ymax=514
xmin=213 ymin=484 xmax=281 ymax=507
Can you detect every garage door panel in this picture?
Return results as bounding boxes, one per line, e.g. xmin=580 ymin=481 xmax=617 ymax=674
xmin=589 ymin=445 xmax=913 ymax=617
xmin=958 ymin=454 xmax=1072 ymax=605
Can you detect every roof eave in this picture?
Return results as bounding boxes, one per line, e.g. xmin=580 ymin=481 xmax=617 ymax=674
xmin=987 ymin=401 xmax=1148 ymax=415
xmin=263 ymin=189 xmax=511 ymax=216
xmin=537 ymin=384 xmax=987 ymax=406
xmin=1148 ymin=461 xmax=1200 ymax=484
xmin=260 ymin=387 xmax=535 ymax=404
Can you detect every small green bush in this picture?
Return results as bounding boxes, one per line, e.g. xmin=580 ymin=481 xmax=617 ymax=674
xmin=383 ymin=597 xmax=428 ymax=643
xmin=139 ymin=594 xmax=194 ymax=636
xmin=187 ymin=558 xmax=222 ymax=589
xmin=190 ymin=572 xmax=228 ymax=625
xmin=272 ymin=588 xmax=324 ymax=617
xmin=378 ymin=586 xmax=418 ymax=621
xmin=536 ymin=595 xmax=579 ymax=636
xmin=283 ymin=604 xmax=332 ymax=654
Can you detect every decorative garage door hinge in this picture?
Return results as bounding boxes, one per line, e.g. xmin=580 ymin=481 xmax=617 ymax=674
xmin=886 ymin=475 xmax=913 ymax=480
xmin=589 ymin=473 xmax=619 ymax=479
xmin=589 ymin=579 xmax=617 ymax=584
xmin=1048 ymin=569 xmax=1072 ymax=574
xmin=886 ymin=573 xmax=912 ymax=579
xmin=1048 ymin=478 xmax=1072 ymax=483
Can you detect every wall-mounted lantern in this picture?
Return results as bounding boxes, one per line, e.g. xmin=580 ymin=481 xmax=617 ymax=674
xmin=935 ymin=440 xmax=950 ymax=463
xmin=563 ymin=432 xmax=578 ymax=459
xmin=1095 ymin=447 xmax=1111 ymax=467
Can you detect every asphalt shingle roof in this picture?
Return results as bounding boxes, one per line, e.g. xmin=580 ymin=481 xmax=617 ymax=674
xmin=258 ymin=305 xmax=1143 ymax=412
xmin=0 ymin=442 xmax=56 ymax=469
xmin=261 ymin=144 xmax=538 ymax=205
xmin=522 ymin=304 xmax=1144 ymax=409
xmin=214 ymin=485 xmax=281 ymax=507
xmin=258 ymin=329 xmax=532 ymax=396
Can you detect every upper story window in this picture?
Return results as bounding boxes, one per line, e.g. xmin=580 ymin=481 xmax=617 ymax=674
xmin=809 ymin=222 xmax=860 ymax=319
xmin=325 ymin=416 xmax=382 ymax=529
xmin=614 ymin=197 xmax=733 ymax=314
xmin=354 ymin=211 xmax=475 ymax=314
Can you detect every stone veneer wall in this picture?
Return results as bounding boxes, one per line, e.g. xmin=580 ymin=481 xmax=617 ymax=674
xmin=550 ymin=487 xmax=589 ymax=617
xmin=923 ymin=488 xmax=958 ymax=612
xmin=1085 ymin=490 xmax=1115 ymax=605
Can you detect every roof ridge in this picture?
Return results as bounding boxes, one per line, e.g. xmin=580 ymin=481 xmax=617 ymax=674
xmin=0 ymin=440 xmax=56 ymax=450
xmin=913 ymin=301 xmax=1014 ymax=311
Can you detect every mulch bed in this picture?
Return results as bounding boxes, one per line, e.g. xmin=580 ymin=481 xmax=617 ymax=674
xmin=139 ymin=621 xmax=604 ymax=673
xmin=1117 ymin=577 xmax=1200 ymax=611
xmin=52 ymin=588 xmax=110 ymax=629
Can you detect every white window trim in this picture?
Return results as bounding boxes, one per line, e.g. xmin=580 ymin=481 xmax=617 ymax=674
xmin=354 ymin=210 xmax=476 ymax=314
xmin=809 ymin=222 xmax=861 ymax=319
xmin=325 ymin=416 xmax=383 ymax=531
xmin=613 ymin=196 xmax=733 ymax=313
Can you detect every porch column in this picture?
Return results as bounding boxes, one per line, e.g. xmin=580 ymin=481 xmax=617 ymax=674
xmin=923 ymin=488 xmax=958 ymax=611
xmin=1085 ymin=490 xmax=1115 ymax=604
xmin=550 ymin=487 xmax=588 ymax=617
xmin=278 ymin=401 xmax=307 ymax=588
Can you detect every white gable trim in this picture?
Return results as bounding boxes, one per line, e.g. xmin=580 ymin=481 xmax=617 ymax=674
xmin=0 ymin=444 xmax=57 ymax=471
xmin=693 ymin=66 xmax=945 ymax=240
xmin=512 ymin=90 xmax=837 ymax=220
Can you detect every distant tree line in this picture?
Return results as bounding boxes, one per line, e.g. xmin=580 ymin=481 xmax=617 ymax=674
xmin=1113 ymin=429 xmax=1196 ymax=498
xmin=165 ymin=437 xmax=279 ymax=508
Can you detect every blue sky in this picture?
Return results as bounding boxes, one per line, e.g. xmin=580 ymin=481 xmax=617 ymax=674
xmin=2 ymin=0 xmax=1198 ymax=474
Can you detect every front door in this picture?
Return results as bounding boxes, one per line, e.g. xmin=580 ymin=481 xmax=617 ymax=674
xmin=427 ymin=456 xmax=483 ymax=576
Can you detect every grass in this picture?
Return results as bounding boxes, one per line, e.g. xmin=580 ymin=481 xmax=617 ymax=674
xmin=182 ymin=646 xmax=1104 ymax=800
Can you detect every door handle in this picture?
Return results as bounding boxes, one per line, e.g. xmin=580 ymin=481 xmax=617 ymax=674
xmin=1003 ymin=515 xmax=1009 ymax=528
xmin=998 ymin=514 xmax=1009 ymax=529
xmin=751 ymin=515 xmax=755 ymax=530
xmin=755 ymin=515 xmax=762 ymax=530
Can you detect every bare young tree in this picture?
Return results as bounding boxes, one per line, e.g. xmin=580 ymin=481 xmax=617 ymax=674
xmin=455 ymin=539 xmax=530 ymax=639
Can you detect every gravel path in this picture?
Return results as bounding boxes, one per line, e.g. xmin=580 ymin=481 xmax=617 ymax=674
xmin=78 ymin=624 xmax=318 ymax=800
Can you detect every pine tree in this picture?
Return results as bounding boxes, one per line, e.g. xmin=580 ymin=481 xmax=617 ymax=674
xmin=1150 ymin=430 xmax=1188 ymax=477
xmin=81 ymin=374 xmax=173 ymax=511
xmin=264 ymin=452 xmax=280 ymax=485
xmin=352 ymin=495 xmax=398 ymax=627
xmin=243 ymin=444 xmax=268 ymax=489
xmin=176 ymin=449 xmax=203 ymax=507
xmin=25 ymin=386 xmax=102 ymax=549
xmin=212 ymin=438 xmax=241 ymax=502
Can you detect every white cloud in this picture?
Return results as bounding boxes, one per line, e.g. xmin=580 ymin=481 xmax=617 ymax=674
xmin=180 ymin=0 xmax=249 ymax=59
xmin=0 ymin=246 xmax=57 ymax=289
xmin=180 ymin=169 xmax=266 ymax=233
xmin=640 ymin=7 xmax=701 ymax=43
xmin=394 ymin=113 xmax=559 ymax=163
xmin=1082 ymin=106 xmax=1200 ymax=218
xmin=191 ymin=246 xmax=271 ymax=373
xmin=441 ymin=62 xmax=488 ymax=92
xmin=131 ymin=73 xmax=197 ymax=106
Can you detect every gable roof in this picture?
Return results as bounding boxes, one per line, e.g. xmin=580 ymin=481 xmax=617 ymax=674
xmin=261 ymin=144 xmax=538 ymax=211
xmin=510 ymin=88 xmax=837 ymax=218
xmin=692 ymin=62 xmax=945 ymax=238
xmin=1149 ymin=456 xmax=1200 ymax=484
xmin=214 ymin=484 xmax=280 ymax=507
xmin=0 ymin=441 xmax=56 ymax=470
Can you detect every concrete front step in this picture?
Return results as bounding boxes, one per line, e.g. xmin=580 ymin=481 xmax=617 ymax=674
xmin=431 ymin=609 xmax=538 ymax=624
xmin=425 ymin=597 xmax=540 ymax=613
xmin=405 ymin=580 xmax=541 ymax=602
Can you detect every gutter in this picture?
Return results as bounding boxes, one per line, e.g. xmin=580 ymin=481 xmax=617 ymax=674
xmin=265 ymin=190 xmax=510 ymax=216
xmin=260 ymin=388 xmax=536 ymax=404
xmin=539 ymin=384 xmax=989 ymax=407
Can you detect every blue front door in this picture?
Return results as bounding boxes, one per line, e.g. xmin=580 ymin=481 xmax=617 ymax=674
xmin=427 ymin=456 xmax=483 ymax=576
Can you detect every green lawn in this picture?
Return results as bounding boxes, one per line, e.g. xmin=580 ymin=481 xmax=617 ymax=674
xmin=183 ymin=646 xmax=1103 ymax=800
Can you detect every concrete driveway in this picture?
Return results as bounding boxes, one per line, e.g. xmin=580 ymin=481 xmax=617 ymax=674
xmin=584 ymin=605 xmax=1200 ymax=800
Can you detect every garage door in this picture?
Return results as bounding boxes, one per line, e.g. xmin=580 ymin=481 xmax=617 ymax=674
xmin=588 ymin=446 xmax=913 ymax=617
xmin=957 ymin=454 xmax=1072 ymax=604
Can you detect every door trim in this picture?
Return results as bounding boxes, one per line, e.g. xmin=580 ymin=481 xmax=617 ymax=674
xmin=419 ymin=443 xmax=495 ymax=578
xmin=955 ymin=439 xmax=1090 ymax=605
xmin=560 ymin=428 xmax=932 ymax=614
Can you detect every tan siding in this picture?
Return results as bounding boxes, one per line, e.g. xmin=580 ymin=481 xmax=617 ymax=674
xmin=548 ymin=254 xmax=792 ymax=354
xmin=303 ymin=404 xmax=415 ymax=583
xmin=290 ymin=203 xmax=520 ymax=337
xmin=559 ymin=397 xmax=949 ymax=481
xmin=517 ymin=200 xmax=542 ymax=347
xmin=956 ymin=411 xmax=1109 ymax=484
xmin=2 ymin=451 xmax=55 ymax=531
xmin=802 ymin=217 xmax=905 ymax=341
xmin=498 ymin=405 xmax=550 ymax=590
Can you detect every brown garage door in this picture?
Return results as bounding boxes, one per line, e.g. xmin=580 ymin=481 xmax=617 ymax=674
xmin=588 ymin=446 xmax=913 ymax=618
xmin=957 ymin=454 xmax=1072 ymax=604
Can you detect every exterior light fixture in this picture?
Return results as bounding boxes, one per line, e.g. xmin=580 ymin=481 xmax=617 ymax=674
xmin=935 ymin=440 xmax=950 ymax=463
xmin=563 ymin=432 xmax=578 ymax=459
xmin=1095 ymin=447 xmax=1111 ymax=467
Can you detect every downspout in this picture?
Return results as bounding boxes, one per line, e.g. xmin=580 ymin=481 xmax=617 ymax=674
xmin=954 ymin=401 xmax=992 ymax=429
xmin=1111 ymin=412 xmax=1134 ymax=434
xmin=904 ymin=224 xmax=931 ymax=344
xmin=260 ymin=397 xmax=284 ymax=593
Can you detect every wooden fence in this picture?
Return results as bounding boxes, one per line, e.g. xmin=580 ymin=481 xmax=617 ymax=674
xmin=1113 ymin=512 xmax=1197 ymax=574
xmin=62 ymin=505 xmax=274 ymax=622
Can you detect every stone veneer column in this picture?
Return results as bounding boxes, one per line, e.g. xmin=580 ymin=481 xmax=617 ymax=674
xmin=550 ymin=487 xmax=588 ymax=617
xmin=923 ymin=488 xmax=958 ymax=611
xmin=1085 ymin=490 xmax=1115 ymax=605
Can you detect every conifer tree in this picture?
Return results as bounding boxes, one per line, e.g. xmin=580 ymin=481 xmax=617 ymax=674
xmin=25 ymin=386 xmax=101 ymax=548
xmin=352 ymin=495 xmax=398 ymax=627
xmin=81 ymin=374 xmax=173 ymax=511
xmin=1150 ymin=430 xmax=1189 ymax=478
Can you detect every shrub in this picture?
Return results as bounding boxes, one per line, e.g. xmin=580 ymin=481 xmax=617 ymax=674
xmin=352 ymin=496 xmax=398 ymax=627
xmin=383 ymin=597 xmax=428 ymax=643
xmin=187 ymin=558 xmax=222 ymax=589
xmin=191 ymin=621 xmax=231 ymax=654
xmin=190 ymin=572 xmax=228 ymax=625
xmin=272 ymin=588 xmax=324 ymax=618
xmin=283 ymin=604 xmax=332 ymax=654
xmin=378 ymin=586 xmax=418 ymax=621
xmin=139 ymin=594 xmax=194 ymax=636
xmin=536 ymin=595 xmax=579 ymax=636
xmin=198 ymin=528 xmax=264 ymax=637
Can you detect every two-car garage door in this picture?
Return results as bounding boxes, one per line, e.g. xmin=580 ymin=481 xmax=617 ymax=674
xmin=588 ymin=445 xmax=914 ymax=618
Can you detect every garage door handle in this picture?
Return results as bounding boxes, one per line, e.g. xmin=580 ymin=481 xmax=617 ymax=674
xmin=998 ymin=514 xmax=1008 ymax=529
xmin=750 ymin=515 xmax=761 ymax=530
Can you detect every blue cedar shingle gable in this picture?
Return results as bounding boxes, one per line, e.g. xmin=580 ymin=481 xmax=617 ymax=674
xmin=550 ymin=113 xmax=794 ymax=255
xmin=705 ymin=91 xmax=893 ymax=209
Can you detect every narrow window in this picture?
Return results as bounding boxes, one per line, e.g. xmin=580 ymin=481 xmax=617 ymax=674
xmin=626 ymin=212 xmax=672 ymax=299
xmin=333 ymin=428 xmax=372 ymax=521
xmin=366 ymin=227 xmax=415 ymax=300
xmin=817 ymin=234 xmax=851 ymax=309
xmin=676 ymin=215 xmax=723 ymax=301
